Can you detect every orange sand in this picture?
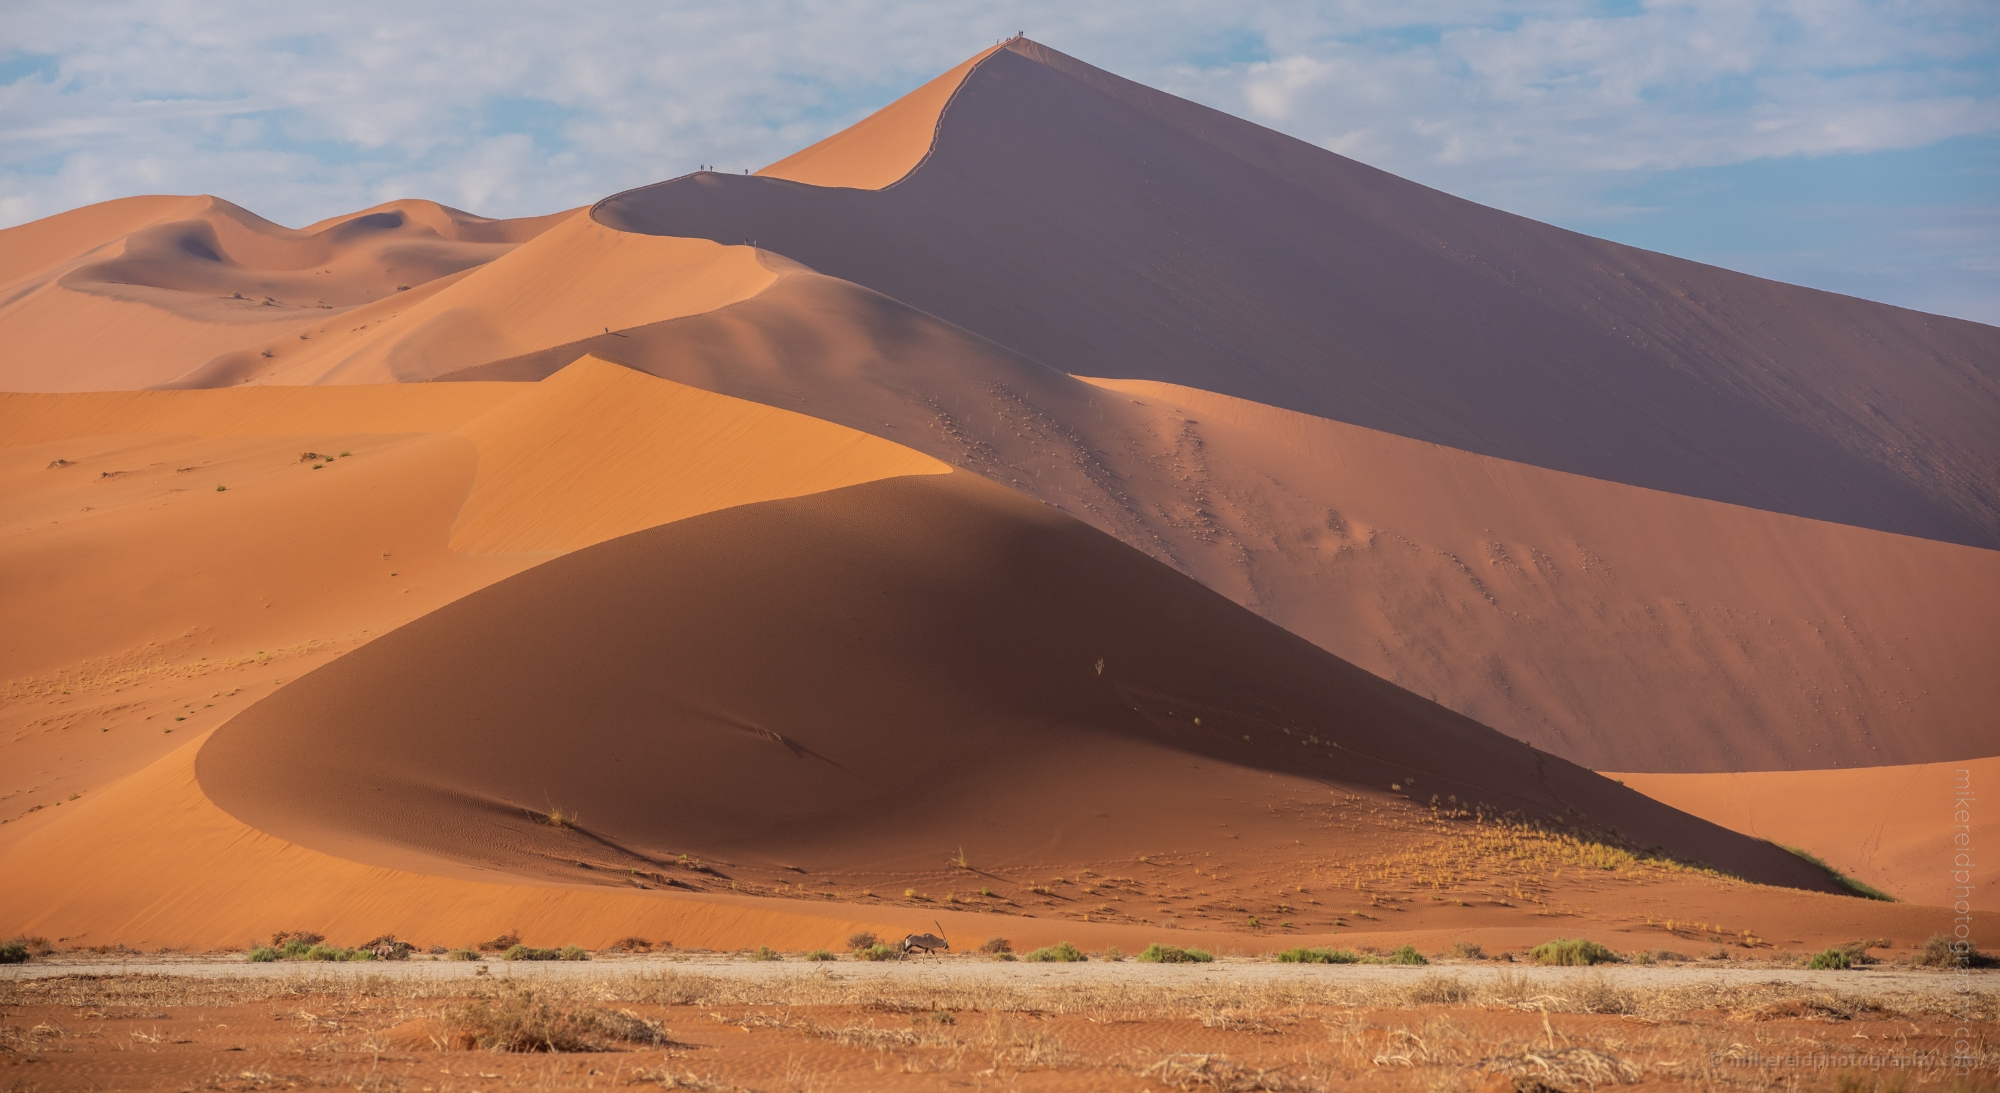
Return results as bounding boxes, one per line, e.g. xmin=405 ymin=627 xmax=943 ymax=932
xmin=756 ymin=44 xmax=1003 ymax=189
xmin=0 ymin=197 xmax=571 ymax=392
xmin=1612 ymin=758 xmax=1999 ymax=910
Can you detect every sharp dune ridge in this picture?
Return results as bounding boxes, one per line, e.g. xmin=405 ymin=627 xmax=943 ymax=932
xmin=2 ymin=36 xmax=1996 ymax=952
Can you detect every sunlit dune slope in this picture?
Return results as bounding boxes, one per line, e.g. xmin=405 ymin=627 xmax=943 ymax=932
xmin=1610 ymin=758 xmax=1999 ymax=911
xmin=198 ymin=471 xmax=1838 ymax=901
xmin=597 ymin=38 xmax=2000 ymax=549
xmin=756 ymin=43 xmax=1002 ymax=189
xmin=181 ymin=218 xmax=782 ymax=387
xmin=0 ymin=196 xmax=574 ymax=392
xmin=443 ymin=272 xmax=2000 ymax=771
xmin=0 ymin=361 xmax=941 ymax=825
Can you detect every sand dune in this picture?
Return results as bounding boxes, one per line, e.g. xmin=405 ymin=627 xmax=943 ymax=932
xmin=1611 ymin=757 xmax=1999 ymax=911
xmin=198 ymin=471 xmax=1834 ymax=895
xmin=442 ymin=272 xmax=2000 ymax=771
xmin=4 ymin=37 xmax=1996 ymax=957
xmin=190 ymin=217 xmax=782 ymax=387
xmin=0 ymin=196 xmax=573 ymax=392
xmin=598 ymin=39 xmax=2000 ymax=550
xmin=0 ymin=364 xmax=946 ymax=834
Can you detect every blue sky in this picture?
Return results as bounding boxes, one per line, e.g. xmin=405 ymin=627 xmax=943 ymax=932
xmin=3 ymin=0 xmax=1995 ymax=322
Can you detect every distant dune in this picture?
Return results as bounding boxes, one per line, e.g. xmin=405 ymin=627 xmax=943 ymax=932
xmin=0 ymin=197 xmax=573 ymax=392
xmin=2 ymin=37 xmax=1994 ymax=953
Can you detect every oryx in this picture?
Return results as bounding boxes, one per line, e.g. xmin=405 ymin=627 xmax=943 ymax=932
xmin=899 ymin=922 xmax=951 ymax=956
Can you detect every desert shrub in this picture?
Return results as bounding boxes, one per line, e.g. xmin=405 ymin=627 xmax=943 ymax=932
xmin=1531 ymin=939 xmax=1622 ymax=966
xmin=847 ymin=931 xmax=879 ymax=952
xmin=1104 ymin=946 xmax=1125 ymax=961
xmin=1276 ymin=947 xmax=1360 ymax=964
xmin=1405 ymin=974 xmax=1472 ymax=1004
xmin=1390 ymin=944 xmax=1428 ymax=965
xmin=0 ymin=941 xmax=29 ymax=965
xmin=853 ymin=944 xmax=900 ymax=961
xmin=748 ymin=946 xmax=781 ymax=962
xmin=479 ymin=933 xmax=521 ymax=952
xmin=559 ymin=945 xmax=590 ymax=961
xmin=1449 ymin=941 xmax=1485 ymax=960
xmin=1808 ymin=948 xmax=1851 ymax=970
xmin=1912 ymin=933 xmax=1997 ymax=969
xmin=1024 ymin=942 xmax=1086 ymax=963
xmin=304 ymin=944 xmax=371 ymax=961
xmin=246 ymin=947 xmax=278 ymax=963
xmin=502 ymin=945 xmax=564 ymax=962
xmin=1137 ymin=943 xmax=1213 ymax=964
xmin=444 ymin=949 xmax=482 ymax=962
xmin=360 ymin=935 xmax=415 ymax=960
xmin=605 ymin=936 xmax=653 ymax=953
xmin=442 ymin=987 xmax=668 ymax=1052
xmin=803 ymin=949 xmax=836 ymax=961
xmin=979 ymin=937 xmax=1012 ymax=955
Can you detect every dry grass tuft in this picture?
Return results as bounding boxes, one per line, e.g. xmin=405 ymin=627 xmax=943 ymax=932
xmin=441 ymin=985 xmax=671 ymax=1052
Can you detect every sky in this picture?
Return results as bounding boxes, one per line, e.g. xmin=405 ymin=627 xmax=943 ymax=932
xmin=3 ymin=0 xmax=1996 ymax=323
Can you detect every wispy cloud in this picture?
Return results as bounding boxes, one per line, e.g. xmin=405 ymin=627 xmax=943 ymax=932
xmin=2 ymin=0 xmax=1994 ymax=319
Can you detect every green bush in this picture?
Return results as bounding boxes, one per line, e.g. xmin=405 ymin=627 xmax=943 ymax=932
xmin=804 ymin=949 xmax=836 ymax=961
xmin=247 ymin=946 xmax=278 ymax=962
xmin=503 ymin=945 xmax=565 ymax=962
xmin=1807 ymin=948 xmax=1852 ymax=970
xmin=853 ymin=944 xmax=900 ymax=961
xmin=444 ymin=948 xmax=482 ymax=961
xmin=1024 ymin=942 xmax=1086 ymax=963
xmin=1136 ymin=943 xmax=1213 ymax=964
xmin=0 ymin=941 xmax=29 ymax=965
xmin=748 ymin=946 xmax=781 ymax=962
xmin=1389 ymin=944 xmax=1428 ymax=965
xmin=1276 ymin=947 xmax=1361 ymax=964
xmin=1531 ymin=939 xmax=1622 ymax=966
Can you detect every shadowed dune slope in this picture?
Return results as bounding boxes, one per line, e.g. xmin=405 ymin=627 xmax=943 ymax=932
xmin=0 ymin=196 xmax=574 ymax=392
xmin=198 ymin=471 xmax=1840 ymax=897
xmin=596 ymin=39 xmax=2000 ymax=549
xmin=443 ymin=273 xmax=2000 ymax=771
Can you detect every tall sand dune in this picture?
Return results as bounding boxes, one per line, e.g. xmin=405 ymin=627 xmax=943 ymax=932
xmin=0 ymin=196 xmax=573 ymax=392
xmin=597 ymin=39 xmax=2000 ymax=550
xmin=445 ymin=273 xmax=2000 ymax=770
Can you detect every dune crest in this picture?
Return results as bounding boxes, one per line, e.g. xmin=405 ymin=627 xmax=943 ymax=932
xmin=449 ymin=354 xmax=947 ymax=553
xmin=756 ymin=43 xmax=1004 ymax=189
